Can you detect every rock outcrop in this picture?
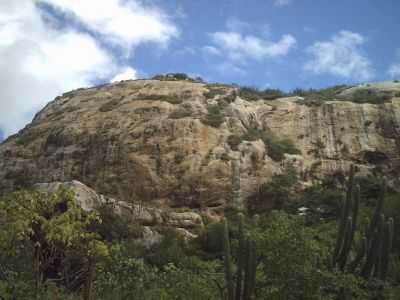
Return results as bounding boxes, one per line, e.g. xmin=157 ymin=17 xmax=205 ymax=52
xmin=1 ymin=78 xmax=400 ymax=213
xmin=33 ymin=180 xmax=203 ymax=245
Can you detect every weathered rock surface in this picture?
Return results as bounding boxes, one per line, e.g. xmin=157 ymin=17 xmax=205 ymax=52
xmin=33 ymin=180 xmax=202 ymax=245
xmin=1 ymin=78 xmax=400 ymax=211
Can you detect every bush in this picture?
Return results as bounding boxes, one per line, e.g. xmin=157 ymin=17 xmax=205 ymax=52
xmin=201 ymin=105 xmax=225 ymax=128
xmin=350 ymin=89 xmax=392 ymax=104
xmin=226 ymin=127 xmax=300 ymax=161
xmin=169 ymin=108 xmax=192 ymax=119
xmin=152 ymin=73 xmax=198 ymax=82
xmin=137 ymin=94 xmax=182 ymax=104
xmin=99 ymin=97 xmax=123 ymax=112
xmin=292 ymin=85 xmax=349 ymax=99
xmin=256 ymin=211 xmax=328 ymax=300
xmin=203 ymin=86 xmax=227 ymax=99
xmin=248 ymin=164 xmax=298 ymax=212
xmin=226 ymin=135 xmax=243 ymax=150
xmin=238 ymin=86 xmax=285 ymax=101
xmin=198 ymin=222 xmax=225 ymax=254
xmin=264 ymin=135 xmax=301 ymax=161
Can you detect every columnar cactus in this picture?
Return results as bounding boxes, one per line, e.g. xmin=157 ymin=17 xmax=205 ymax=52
xmin=223 ymin=214 xmax=257 ymax=300
xmin=332 ymin=165 xmax=394 ymax=280
xmin=223 ymin=218 xmax=234 ymax=300
xmin=231 ymin=159 xmax=243 ymax=210
xmin=332 ymin=165 xmax=358 ymax=270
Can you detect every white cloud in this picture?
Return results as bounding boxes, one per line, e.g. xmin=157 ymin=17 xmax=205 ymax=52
xmin=388 ymin=64 xmax=400 ymax=78
xmin=388 ymin=49 xmax=400 ymax=78
xmin=41 ymin=0 xmax=179 ymax=51
xmin=216 ymin=62 xmax=246 ymax=76
xmin=202 ymin=46 xmax=221 ymax=56
xmin=111 ymin=67 xmax=138 ymax=82
xmin=210 ymin=31 xmax=296 ymax=61
xmin=0 ymin=1 xmax=178 ymax=137
xmin=274 ymin=0 xmax=292 ymax=7
xmin=304 ymin=30 xmax=374 ymax=80
xmin=225 ymin=17 xmax=251 ymax=33
xmin=174 ymin=46 xmax=196 ymax=56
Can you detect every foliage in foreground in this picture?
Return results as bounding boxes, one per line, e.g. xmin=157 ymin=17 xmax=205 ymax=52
xmin=1 ymin=170 xmax=400 ymax=299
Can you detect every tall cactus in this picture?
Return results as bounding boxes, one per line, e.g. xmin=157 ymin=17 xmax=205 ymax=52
xmin=332 ymin=165 xmax=394 ymax=280
xmin=223 ymin=214 xmax=258 ymax=300
xmin=380 ymin=218 xmax=394 ymax=280
xmin=223 ymin=218 xmax=234 ymax=300
xmin=332 ymin=165 xmax=358 ymax=269
xmin=235 ymin=214 xmax=245 ymax=300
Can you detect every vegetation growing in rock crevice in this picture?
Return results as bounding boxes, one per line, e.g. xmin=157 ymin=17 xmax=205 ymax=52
xmin=201 ymin=105 xmax=225 ymax=128
xmin=227 ymin=127 xmax=300 ymax=161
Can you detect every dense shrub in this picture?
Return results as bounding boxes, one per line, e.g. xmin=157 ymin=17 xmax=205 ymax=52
xmin=201 ymin=105 xmax=225 ymax=128
xmin=99 ymin=97 xmax=123 ymax=112
xmin=203 ymin=86 xmax=227 ymax=99
xmin=226 ymin=134 xmax=243 ymax=150
xmin=238 ymin=86 xmax=285 ymax=101
xmin=225 ymin=127 xmax=300 ymax=160
xmin=248 ymin=164 xmax=298 ymax=213
xmin=350 ymin=89 xmax=392 ymax=104
xmin=169 ymin=108 xmax=192 ymax=119
xmin=198 ymin=222 xmax=225 ymax=254
xmin=152 ymin=73 xmax=200 ymax=82
xmin=264 ymin=135 xmax=301 ymax=161
xmin=136 ymin=93 xmax=183 ymax=104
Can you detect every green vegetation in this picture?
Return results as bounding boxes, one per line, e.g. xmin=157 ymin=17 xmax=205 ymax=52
xmin=350 ymin=90 xmax=392 ymax=104
xmin=248 ymin=164 xmax=298 ymax=213
xmin=1 ymin=166 xmax=400 ymax=299
xmin=15 ymin=129 xmax=39 ymax=146
xmin=292 ymin=85 xmax=397 ymax=105
xmin=226 ymin=135 xmax=243 ymax=151
xmin=136 ymin=93 xmax=183 ymax=104
xmin=238 ymin=87 xmax=285 ymax=101
xmin=99 ymin=97 xmax=123 ymax=112
xmin=201 ymin=105 xmax=225 ymax=128
xmin=203 ymin=85 xmax=284 ymax=102
xmin=203 ymin=86 xmax=228 ymax=99
xmin=169 ymin=107 xmax=192 ymax=119
xmin=226 ymin=127 xmax=300 ymax=161
xmin=152 ymin=73 xmax=203 ymax=82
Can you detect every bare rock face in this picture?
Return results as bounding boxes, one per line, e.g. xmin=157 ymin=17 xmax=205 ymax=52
xmin=1 ymin=78 xmax=400 ymax=213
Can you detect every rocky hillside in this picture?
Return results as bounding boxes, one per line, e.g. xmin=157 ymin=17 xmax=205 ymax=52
xmin=1 ymin=75 xmax=400 ymax=215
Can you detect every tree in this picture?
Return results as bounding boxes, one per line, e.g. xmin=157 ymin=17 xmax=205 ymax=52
xmin=0 ymin=187 xmax=106 ymax=299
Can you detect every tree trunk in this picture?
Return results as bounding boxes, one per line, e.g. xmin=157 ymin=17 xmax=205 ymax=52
xmin=83 ymin=258 xmax=95 ymax=300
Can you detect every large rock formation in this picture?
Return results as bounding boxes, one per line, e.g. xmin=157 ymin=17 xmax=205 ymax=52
xmin=1 ymin=77 xmax=400 ymax=214
xmin=33 ymin=180 xmax=203 ymax=245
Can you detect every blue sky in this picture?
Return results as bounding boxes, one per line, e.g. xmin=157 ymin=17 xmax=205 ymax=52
xmin=135 ymin=0 xmax=400 ymax=89
xmin=0 ymin=0 xmax=400 ymax=140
